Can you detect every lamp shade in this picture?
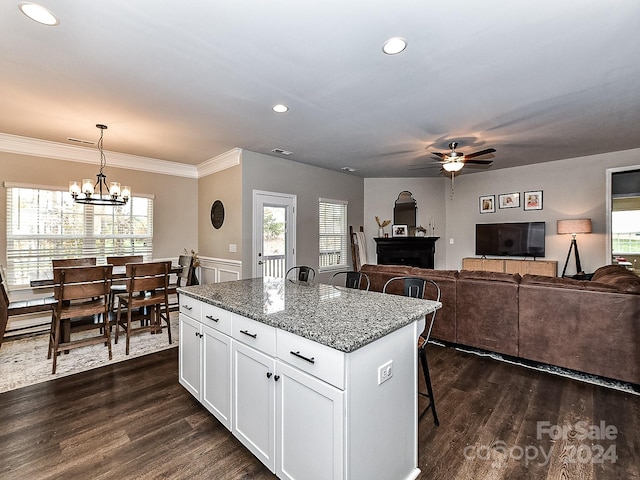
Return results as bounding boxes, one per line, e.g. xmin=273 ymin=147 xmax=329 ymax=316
xmin=557 ymin=218 xmax=592 ymax=235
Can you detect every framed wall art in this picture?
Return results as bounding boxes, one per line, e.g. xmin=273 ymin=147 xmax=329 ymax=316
xmin=499 ymin=192 xmax=520 ymax=209
xmin=479 ymin=195 xmax=495 ymax=214
xmin=524 ymin=190 xmax=543 ymax=211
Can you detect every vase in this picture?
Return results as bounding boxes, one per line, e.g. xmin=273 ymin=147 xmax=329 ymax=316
xmin=378 ymin=227 xmax=385 ymax=238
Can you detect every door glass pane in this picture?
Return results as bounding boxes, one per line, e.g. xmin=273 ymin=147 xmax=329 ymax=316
xmin=263 ymin=206 xmax=286 ymax=278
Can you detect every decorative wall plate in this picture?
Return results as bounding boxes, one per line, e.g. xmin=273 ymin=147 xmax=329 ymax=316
xmin=211 ymin=200 xmax=224 ymax=229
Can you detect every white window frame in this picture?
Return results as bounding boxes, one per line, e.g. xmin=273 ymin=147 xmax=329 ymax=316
xmin=5 ymin=182 xmax=154 ymax=287
xmin=318 ymin=197 xmax=348 ymax=272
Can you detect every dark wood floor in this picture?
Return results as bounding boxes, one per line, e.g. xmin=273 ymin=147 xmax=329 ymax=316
xmin=1 ymin=345 xmax=638 ymax=480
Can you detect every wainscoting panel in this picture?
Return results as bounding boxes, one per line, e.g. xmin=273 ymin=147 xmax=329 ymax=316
xmin=198 ymin=256 xmax=242 ymax=284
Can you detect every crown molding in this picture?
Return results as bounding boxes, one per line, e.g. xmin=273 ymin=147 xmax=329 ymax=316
xmin=0 ymin=132 xmax=198 ymax=178
xmin=197 ymin=148 xmax=242 ymax=177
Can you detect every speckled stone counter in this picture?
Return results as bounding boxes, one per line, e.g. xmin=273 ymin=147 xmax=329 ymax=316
xmin=178 ymin=277 xmax=441 ymax=353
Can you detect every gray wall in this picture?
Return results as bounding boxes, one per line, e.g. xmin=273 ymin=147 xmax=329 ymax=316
xmin=364 ymin=148 xmax=640 ymax=275
xmin=241 ymin=150 xmax=364 ymax=283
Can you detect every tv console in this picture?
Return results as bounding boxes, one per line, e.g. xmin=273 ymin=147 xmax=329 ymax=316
xmin=462 ymin=257 xmax=557 ymax=277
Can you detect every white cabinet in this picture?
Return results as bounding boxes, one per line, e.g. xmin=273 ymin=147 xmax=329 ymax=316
xmin=232 ymin=340 xmax=276 ymax=471
xmin=179 ymin=307 xmax=232 ymax=430
xmin=276 ymin=360 xmax=344 ymax=480
xmin=179 ymin=296 xmax=419 ymax=480
xmin=202 ymin=325 xmax=232 ymax=429
xmin=178 ymin=313 xmax=202 ymax=399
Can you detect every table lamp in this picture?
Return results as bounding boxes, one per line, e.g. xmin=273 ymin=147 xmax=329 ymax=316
xmin=557 ymin=218 xmax=592 ymax=277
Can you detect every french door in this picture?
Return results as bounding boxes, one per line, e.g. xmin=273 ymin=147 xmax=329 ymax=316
xmin=252 ymin=191 xmax=296 ymax=278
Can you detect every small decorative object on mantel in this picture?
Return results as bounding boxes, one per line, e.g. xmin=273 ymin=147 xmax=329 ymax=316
xmin=416 ymin=225 xmax=427 ymax=237
xmin=375 ymin=216 xmax=391 ymax=237
xmin=392 ymin=224 xmax=408 ymax=237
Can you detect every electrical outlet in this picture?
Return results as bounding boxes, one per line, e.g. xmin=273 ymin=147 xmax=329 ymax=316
xmin=449 ymin=238 xmax=454 ymax=245
xmin=378 ymin=360 xmax=393 ymax=385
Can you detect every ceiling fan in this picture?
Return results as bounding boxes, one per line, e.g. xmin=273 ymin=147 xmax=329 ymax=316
xmin=432 ymin=141 xmax=496 ymax=173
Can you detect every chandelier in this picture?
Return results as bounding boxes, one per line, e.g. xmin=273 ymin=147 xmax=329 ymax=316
xmin=69 ymin=124 xmax=131 ymax=205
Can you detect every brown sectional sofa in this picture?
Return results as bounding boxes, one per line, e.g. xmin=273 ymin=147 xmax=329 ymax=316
xmin=359 ymin=263 xmax=640 ymax=385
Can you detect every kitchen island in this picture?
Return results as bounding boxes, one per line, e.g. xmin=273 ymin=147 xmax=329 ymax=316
xmin=178 ymin=277 xmax=440 ymax=480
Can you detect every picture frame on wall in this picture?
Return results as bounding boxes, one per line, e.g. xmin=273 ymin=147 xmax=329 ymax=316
xmin=392 ymin=224 xmax=408 ymax=237
xmin=524 ymin=190 xmax=543 ymax=211
xmin=479 ymin=195 xmax=495 ymax=214
xmin=498 ymin=192 xmax=520 ymax=209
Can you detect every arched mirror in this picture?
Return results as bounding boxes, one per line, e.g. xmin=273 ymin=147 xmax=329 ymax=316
xmin=393 ymin=191 xmax=417 ymax=232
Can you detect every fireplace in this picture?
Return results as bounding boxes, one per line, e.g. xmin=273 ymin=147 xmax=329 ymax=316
xmin=374 ymin=237 xmax=439 ymax=269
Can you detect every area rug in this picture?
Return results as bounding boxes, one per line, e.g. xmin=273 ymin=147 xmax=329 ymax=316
xmin=0 ymin=313 xmax=179 ymax=393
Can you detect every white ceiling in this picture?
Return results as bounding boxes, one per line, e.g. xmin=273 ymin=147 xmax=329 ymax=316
xmin=1 ymin=0 xmax=639 ymax=177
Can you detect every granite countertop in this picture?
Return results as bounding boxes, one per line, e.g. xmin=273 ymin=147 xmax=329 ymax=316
xmin=178 ymin=277 xmax=441 ymax=353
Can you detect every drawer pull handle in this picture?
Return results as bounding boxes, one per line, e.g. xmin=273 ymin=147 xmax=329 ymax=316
xmin=205 ymin=315 xmax=219 ymax=322
xmin=291 ymin=351 xmax=315 ymax=364
xmin=182 ymin=305 xmax=192 ymax=311
xmin=240 ymin=329 xmax=257 ymax=339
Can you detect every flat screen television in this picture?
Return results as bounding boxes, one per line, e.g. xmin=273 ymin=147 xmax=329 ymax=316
xmin=475 ymin=222 xmax=546 ymax=258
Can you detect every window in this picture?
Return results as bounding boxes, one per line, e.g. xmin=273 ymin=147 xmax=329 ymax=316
xmin=6 ymin=184 xmax=153 ymax=287
xmin=319 ymin=198 xmax=347 ymax=271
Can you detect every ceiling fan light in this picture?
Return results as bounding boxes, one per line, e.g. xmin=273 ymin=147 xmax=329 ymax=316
xmin=442 ymin=161 xmax=464 ymax=173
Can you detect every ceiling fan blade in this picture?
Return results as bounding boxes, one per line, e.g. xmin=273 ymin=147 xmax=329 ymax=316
xmin=463 ymin=159 xmax=493 ymax=165
xmin=464 ymin=148 xmax=496 ymax=159
xmin=431 ymin=152 xmax=445 ymax=158
xmin=409 ymin=164 xmax=442 ymax=170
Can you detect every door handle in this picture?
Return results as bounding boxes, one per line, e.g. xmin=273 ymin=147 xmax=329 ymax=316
xmin=258 ymin=260 xmax=264 ymax=265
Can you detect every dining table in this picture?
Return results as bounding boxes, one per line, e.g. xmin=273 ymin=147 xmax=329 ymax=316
xmin=29 ymin=263 xmax=185 ymax=288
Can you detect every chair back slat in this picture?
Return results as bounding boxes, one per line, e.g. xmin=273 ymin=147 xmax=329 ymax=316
xmin=176 ymin=255 xmax=194 ymax=286
xmin=107 ymin=255 xmax=144 ymax=266
xmin=330 ymin=271 xmax=370 ymax=291
xmin=53 ymin=266 xmax=113 ymax=301
xmin=52 ymin=258 xmax=97 ymax=268
xmin=126 ymin=261 xmax=170 ymax=292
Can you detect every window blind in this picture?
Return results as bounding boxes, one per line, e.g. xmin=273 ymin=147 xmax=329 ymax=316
xmin=319 ymin=198 xmax=348 ymax=270
xmin=6 ymin=185 xmax=153 ymax=287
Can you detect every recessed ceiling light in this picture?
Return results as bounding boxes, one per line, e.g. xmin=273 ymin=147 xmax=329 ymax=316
xmin=341 ymin=167 xmax=357 ymax=173
xmin=272 ymin=104 xmax=289 ymax=113
xmin=19 ymin=2 xmax=59 ymax=26
xmin=382 ymin=37 xmax=407 ymax=55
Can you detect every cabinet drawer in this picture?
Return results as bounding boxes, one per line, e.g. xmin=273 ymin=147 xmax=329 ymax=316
xmin=277 ymin=329 xmax=345 ymax=389
xmin=179 ymin=295 xmax=201 ymax=320
xmin=202 ymin=303 xmax=232 ymax=336
xmin=232 ymin=314 xmax=276 ymax=357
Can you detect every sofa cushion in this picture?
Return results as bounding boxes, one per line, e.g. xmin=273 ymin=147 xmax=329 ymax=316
xmin=521 ymin=274 xmax=619 ymax=293
xmin=457 ymin=269 xmax=521 ymax=284
xmin=590 ymin=265 xmax=640 ymax=294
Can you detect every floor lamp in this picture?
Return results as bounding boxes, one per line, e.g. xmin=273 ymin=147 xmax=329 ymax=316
xmin=557 ymin=218 xmax=592 ymax=277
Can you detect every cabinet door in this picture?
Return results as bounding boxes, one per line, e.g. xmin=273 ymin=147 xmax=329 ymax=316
xmin=202 ymin=324 xmax=232 ymax=429
xmin=276 ymin=360 xmax=344 ymax=480
xmin=232 ymin=341 xmax=276 ymax=472
xmin=179 ymin=314 xmax=202 ymax=399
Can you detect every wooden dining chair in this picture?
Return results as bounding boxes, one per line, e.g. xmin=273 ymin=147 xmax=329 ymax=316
xmin=1 ymin=266 xmax=57 ymax=350
xmin=329 ymin=271 xmax=370 ymax=291
xmin=48 ymin=265 xmax=113 ymax=374
xmin=383 ymin=276 xmax=441 ymax=426
xmin=167 ymin=254 xmax=195 ymax=312
xmin=114 ymin=261 xmax=172 ymax=355
xmin=52 ymin=257 xmax=97 ymax=268
xmin=106 ymin=255 xmax=144 ymax=311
